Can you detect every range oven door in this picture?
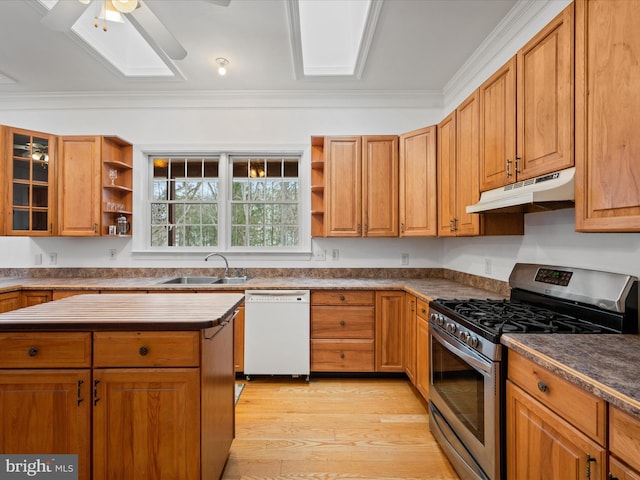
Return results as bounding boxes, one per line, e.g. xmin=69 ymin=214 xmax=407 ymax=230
xmin=429 ymin=325 xmax=501 ymax=480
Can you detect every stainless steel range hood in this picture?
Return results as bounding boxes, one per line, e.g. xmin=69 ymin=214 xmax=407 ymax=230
xmin=466 ymin=167 xmax=575 ymax=214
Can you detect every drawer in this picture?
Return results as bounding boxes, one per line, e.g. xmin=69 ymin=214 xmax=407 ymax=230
xmin=416 ymin=298 xmax=430 ymax=319
xmin=93 ymin=331 xmax=200 ymax=367
xmin=508 ymin=350 xmax=606 ymax=445
xmin=0 ymin=332 xmax=91 ymax=368
xmin=311 ymin=306 xmax=374 ymax=339
xmin=610 ymin=406 xmax=640 ymax=472
xmin=311 ymin=339 xmax=374 ymax=372
xmin=311 ymin=290 xmax=374 ymax=306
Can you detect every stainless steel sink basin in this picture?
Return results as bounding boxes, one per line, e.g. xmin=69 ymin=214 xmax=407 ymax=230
xmin=159 ymin=276 xmax=221 ymax=285
xmin=158 ymin=276 xmax=248 ymax=285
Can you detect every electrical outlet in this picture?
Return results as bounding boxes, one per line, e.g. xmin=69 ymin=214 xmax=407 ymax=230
xmin=48 ymin=252 xmax=57 ymax=265
xmin=109 ymin=249 xmax=117 ymax=260
xmin=312 ymin=248 xmax=326 ymax=261
xmin=484 ymin=258 xmax=492 ymax=274
xmin=332 ymin=249 xmax=339 ymax=261
xmin=401 ymin=253 xmax=409 ymax=265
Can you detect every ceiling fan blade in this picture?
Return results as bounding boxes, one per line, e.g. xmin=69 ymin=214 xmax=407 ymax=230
xmin=41 ymin=0 xmax=91 ymax=32
xmin=127 ymin=3 xmax=187 ymax=60
xmin=203 ymin=0 xmax=231 ymax=6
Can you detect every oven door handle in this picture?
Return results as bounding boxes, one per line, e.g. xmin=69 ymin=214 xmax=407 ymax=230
xmin=430 ymin=327 xmax=493 ymax=375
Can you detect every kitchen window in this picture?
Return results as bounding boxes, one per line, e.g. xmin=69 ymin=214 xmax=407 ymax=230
xmin=148 ymin=153 xmax=302 ymax=250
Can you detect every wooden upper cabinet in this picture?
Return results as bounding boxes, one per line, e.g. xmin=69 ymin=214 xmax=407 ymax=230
xmin=455 ymin=91 xmax=481 ymax=236
xmin=437 ymin=112 xmax=457 ymax=237
xmin=325 ymin=136 xmax=362 ymax=237
xmin=324 ymin=135 xmax=398 ymax=237
xmin=58 ymin=135 xmax=132 ymax=237
xmin=517 ymin=3 xmax=574 ymax=181
xmin=399 ymin=126 xmax=437 ymax=236
xmin=575 ymin=0 xmax=640 ymax=232
xmin=479 ymin=57 xmax=517 ymax=192
xmin=58 ymin=136 xmax=102 ymax=236
xmin=363 ymin=135 xmax=399 ymax=237
xmin=2 ymin=126 xmax=57 ymax=236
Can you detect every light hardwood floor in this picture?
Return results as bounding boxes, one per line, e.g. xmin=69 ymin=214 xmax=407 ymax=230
xmin=221 ymin=377 xmax=460 ymax=479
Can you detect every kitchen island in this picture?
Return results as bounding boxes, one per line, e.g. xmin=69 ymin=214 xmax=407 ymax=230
xmin=0 ymin=293 xmax=244 ymax=480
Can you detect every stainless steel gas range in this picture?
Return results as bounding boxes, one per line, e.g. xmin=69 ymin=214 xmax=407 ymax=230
xmin=427 ymin=263 xmax=639 ymax=480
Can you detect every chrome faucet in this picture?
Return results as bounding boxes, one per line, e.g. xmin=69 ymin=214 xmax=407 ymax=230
xmin=204 ymin=252 xmax=229 ymax=277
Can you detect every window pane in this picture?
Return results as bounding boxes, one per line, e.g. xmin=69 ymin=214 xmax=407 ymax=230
xmin=232 ymin=179 xmax=248 ymax=201
xmin=284 ymin=227 xmax=298 ymax=246
xmin=284 ymin=160 xmax=298 ymax=177
xmin=249 ymin=204 xmax=264 ymax=224
xmin=266 ymin=161 xmax=281 ymax=177
xmin=265 ymin=204 xmax=282 ymax=224
xmin=175 ymin=204 xmax=201 ymax=225
xmin=203 ymin=181 xmax=218 ymax=200
xmin=265 ymin=180 xmax=282 ymax=201
xmin=171 ymin=160 xmax=185 ymax=179
xmin=282 ymin=204 xmax=298 ymax=224
xmin=249 ymin=180 xmax=265 ymax=201
xmin=186 ymin=160 xmax=202 ymax=177
xmin=232 ymin=204 xmax=248 ymax=224
xmin=233 ymin=161 xmax=248 ymax=178
xmin=153 ymin=159 xmax=168 ymax=178
xmin=185 ymin=225 xmax=201 ymax=246
xmin=151 ymin=203 xmax=168 ymax=224
xmin=283 ymin=180 xmax=299 ymax=201
xmin=202 ymin=204 xmax=218 ymax=225
xmin=151 ymin=226 xmax=168 ymax=246
xmin=153 ymin=181 xmax=168 ymax=200
xmin=249 ymin=226 xmax=264 ymax=246
xmin=231 ymin=226 xmax=246 ymax=246
xmin=202 ymin=226 xmax=217 ymax=246
xmin=175 ymin=181 xmax=202 ymax=200
xmin=265 ymin=225 xmax=281 ymax=246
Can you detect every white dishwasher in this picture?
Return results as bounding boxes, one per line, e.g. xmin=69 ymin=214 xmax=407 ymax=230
xmin=244 ymin=290 xmax=310 ymax=381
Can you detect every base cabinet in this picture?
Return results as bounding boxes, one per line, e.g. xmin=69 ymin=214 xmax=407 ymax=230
xmin=404 ymin=294 xmax=417 ymax=384
xmin=375 ymin=291 xmax=404 ymax=372
xmin=610 ymin=406 xmax=640 ymax=480
xmin=415 ymin=299 xmax=430 ymax=400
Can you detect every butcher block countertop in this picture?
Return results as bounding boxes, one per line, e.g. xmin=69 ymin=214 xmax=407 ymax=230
xmin=502 ymin=334 xmax=640 ymax=419
xmin=0 ymin=293 xmax=244 ymax=331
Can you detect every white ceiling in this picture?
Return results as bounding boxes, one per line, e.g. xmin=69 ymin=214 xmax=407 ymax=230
xmin=0 ymin=0 xmax=520 ymax=96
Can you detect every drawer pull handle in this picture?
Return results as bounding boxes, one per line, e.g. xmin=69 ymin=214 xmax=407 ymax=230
xmin=421 ymin=308 xmax=427 ymax=314
xmin=340 ymin=352 xmax=345 ymax=359
xmin=139 ymin=346 xmax=150 ymax=356
xmin=28 ymin=347 xmax=39 ymax=357
xmin=93 ymin=380 xmax=101 ymax=406
xmin=340 ymin=295 xmax=346 ymax=301
xmin=537 ymin=381 xmax=548 ymax=393
xmin=340 ymin=320 xmax=346 ymax=326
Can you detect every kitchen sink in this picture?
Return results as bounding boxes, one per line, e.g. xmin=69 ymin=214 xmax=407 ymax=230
xmin=159 ymin=276 xmax=247 ymax=285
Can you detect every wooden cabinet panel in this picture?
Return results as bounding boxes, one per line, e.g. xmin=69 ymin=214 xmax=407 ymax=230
xmin=404 ymin=294 xmax=417 ymax=384
xmin=399 ymin=126 xmax=437 ymax=236
xmin=234 ymin=304 xmax=245 ymax=372
xmin=0 ymin=332 xmax=91 ymax=368
xmin=375 ymin=291 xmax=404 ymax=372
xmin=517 ymin=4 xmax=574 ymax=181
xmin=610 ymin=406 xmax=640 ymax=473
xmin=311 ymin=306 xmax=374 ymax=339
xmin=22 ymin=289 xmax=52 ymax=307
xmin=0 ymin=370 xmax=92 ymax=480
xmin=479 ymin=57 xmax=517 ymax=192
xmin=93 ymin=331 xmax=200 ymax=367
xmin=0 ymin=291 xmax=22 ymax=313
xmin=311 ymin=339 xmax=374 ymax=372
xmin=362 ymin=135 xmax=399 ymax=237
xmin=325 ymin=136 xmax=362 ymax=237
xmin=506 ymin=380 xmax=606 ymax=480
xmin=437 ymin=111 xmax=457 ymax=237
xmin=610 ymin=456 xmax=640 ymax=480
xmin=575 ymin=0 xmax=640 ymax=231
xmin=455 ymin=91 xmax=481 ymax=236
xmin=52 ymin=290 xmax=91 ymax=300
xmin=58 ymin=136 xmax=101 ymax=236
xmin=92 ymin=368 xmax=200 ymax=480
xmin=415 ymin=310 xmax=430 ymax=400
xmin=508 ymin=350 xmax=606 ymax=445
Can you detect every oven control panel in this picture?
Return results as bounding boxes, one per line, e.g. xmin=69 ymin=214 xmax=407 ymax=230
xmin=535 ymin=268 xmax=573 ymax=286
xmin=428 ymin=309 xmax=500 ymax=361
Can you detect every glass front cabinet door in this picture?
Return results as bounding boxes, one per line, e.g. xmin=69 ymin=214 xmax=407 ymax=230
xmin=5 ymin=127 xmax=57 ymax=235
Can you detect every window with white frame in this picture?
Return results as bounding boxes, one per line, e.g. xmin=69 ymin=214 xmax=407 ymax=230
xmin=149 ymin=154 xmax=301 ymax=249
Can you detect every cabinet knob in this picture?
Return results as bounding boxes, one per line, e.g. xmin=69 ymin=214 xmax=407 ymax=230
xmin=340 ymin=352 xmax=345 ymax=359
xmin=139 ymin=346 xmax=150 ymax=356
xmin=537 ymin=381 xmax=548 ymax=393
xmin=421 ymin=308 xmax=427 ymax=314
xmin=340 ymin=295 xmax=346 ymax=301
xmin=28 ymin=347 xmax=39 ymax=357
xmin=340 ymin=320 xmax=346 ymax=326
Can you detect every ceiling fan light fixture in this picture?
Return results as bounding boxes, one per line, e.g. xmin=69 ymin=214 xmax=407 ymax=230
xmin=216 ymin=57 xmax=229 ymax=76
xmin=111 ymin=0 xmax=139 ymax=14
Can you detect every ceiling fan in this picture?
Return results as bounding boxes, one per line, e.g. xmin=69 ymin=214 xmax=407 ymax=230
xmin=40 ymin=0 xmax=230 ymax=60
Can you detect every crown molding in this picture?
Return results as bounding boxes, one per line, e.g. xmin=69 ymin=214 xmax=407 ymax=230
xmin=0 ymin=89 xmax=442 ymax=110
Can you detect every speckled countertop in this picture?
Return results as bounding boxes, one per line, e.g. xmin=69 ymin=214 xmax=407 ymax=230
xmin=0 ymin=274 xmax=507 ymax=304
xmin=502 ymin=334 xmax=640 ymax=418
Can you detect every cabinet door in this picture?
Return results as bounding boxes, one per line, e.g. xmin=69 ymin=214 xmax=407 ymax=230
xmin=479 ymin=57 xmax=517 ymax=192
xmin=456 ymin=90 xmax=481 ymax=236
xmin=517 ymin=4 xmax=574 ymax=181
xmin=58 ymin=136 xmax=101 ymax=236
xmin=437 ymin=111 xmax=457 ymax=237
xmin=0 ymin=291 xmax=22 ymax=313
xmin=375 ymin=291 xmax=404 ymax=372
xmin=0 ymin=370 xmax=91 ymax=480
xmin=506 ymin=380 xmax=606 ymax=480
xmin=325 ymin=136 xmax=362 ymax=237
xmin=415 ymin=313 xmax=429 ymax=400
xmin=404 ymin=294 xmax=417 ymax=384
xmin=6 ymin=127 xmax=57 ymax=235
xmin=93 ymin=368 xmax=200 ymax=480
xmin=610 ymin=457 xmax=640 ymax=480
xmin=234 ymin=304 xmax=245 ymax=372
xmin=575 ymin=0 xmax=640 ymax=232
xmin=363 ymin=135 xmax=399 ymax=237
xmin=399 ymin=127 xmax=437 ymax=236
xmin=22 ymin=290 xmax=52 ymax=308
